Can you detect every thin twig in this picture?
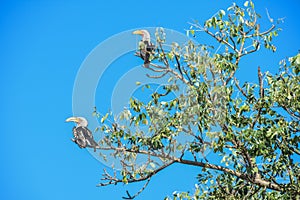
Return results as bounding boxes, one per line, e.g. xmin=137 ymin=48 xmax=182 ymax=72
xmin=245 ymin=25 xmax=276 ymax=38
xmin=98 ymin=160 xmax=175 ymax=187
xmin=234 ymin=78 xmax=248 ymax=98
xmin=146 ymin=70 xmax=169 ymax=79
xmin=145 ymin=66 xmax=166 ymax=73
xmin=122 ymin=178 xmax=151 ymax=199
xmin=251 ymin=67 xmax=264 ymax=129
xmin=258 ymin=66 xmax=264 ymax=98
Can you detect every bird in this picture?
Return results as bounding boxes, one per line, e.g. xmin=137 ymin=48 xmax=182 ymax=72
xmin=65 ymin=117 xmax=99 ymax=152
xmin=132 ymin=29 xmax=156 ymax=67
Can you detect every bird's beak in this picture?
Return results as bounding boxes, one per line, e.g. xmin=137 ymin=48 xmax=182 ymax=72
xmin=133 ymin=30 xmax=143 ymax=35
xmin=65 ymin=117 xmax=79 ymax=123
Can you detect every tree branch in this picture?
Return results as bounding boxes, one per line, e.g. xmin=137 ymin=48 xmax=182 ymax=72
xmin=146 ymin=70 xmax=169 ymax=79
xmin=122 ymin=178 xmax=151 ymax=199
xmin=203 ymin=27 xmax=239 ymax=54
xmin=234 ymin=78 xmax=248 ymax=98
xmin=245 ymin=25 xmax=276 ymax=38
xmin=251 ymin=67 xmax=264 ymax=129
xmin=258 ymin=66 xmax=264 ymax=98
xmin=175 ymin=54 xmax=193 ymax=85
xmin=174 ymin=158 xmax=282 ymax=192
xmin=281 ymin=105 xmax=300 ymax=121
xmin=98 ymin=160 xmax=176 ymax=187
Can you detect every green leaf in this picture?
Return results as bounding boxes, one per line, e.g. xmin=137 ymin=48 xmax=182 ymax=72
xmin=253 ymin=167 xmax=259 ymax=173
xmin=238 ymin=15 xmax=244 ymax=24
xmin=149 ymin=162 xmax=156 ymax=168
xmin=142 ymin=119 xmax=148 ymax=125
xmin=244 ymin=1 xmax=249 ymax=7
xmin=250 ymin=0 xmax=254 ymax=9
xmin=219 ymin=9 xmax=225 ymax=16
xmin=101 ymin=113 xmax=109 ymax=123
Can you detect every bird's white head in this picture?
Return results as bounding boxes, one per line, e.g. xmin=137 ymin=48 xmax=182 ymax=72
xmin=132 ymin=29 xmax=151 ymax=42
xmin=65 ymin=116 xmax=88 ymax=127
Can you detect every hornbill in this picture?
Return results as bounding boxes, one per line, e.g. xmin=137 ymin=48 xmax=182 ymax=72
xmin=65 ymin=117 xmax=99 ymax=152
xmin=132 ymin=29 xmax=155 ymax=66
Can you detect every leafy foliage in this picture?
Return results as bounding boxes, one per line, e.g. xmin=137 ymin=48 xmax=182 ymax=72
xmin=92 ymin=1 xmax=299 ymax=199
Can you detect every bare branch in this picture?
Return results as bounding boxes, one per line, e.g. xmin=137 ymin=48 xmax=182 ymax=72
xmin=234 ymin=78 xmax=248 ymax=98
xmin=146 ymin=70 xmax=169 ymax=79
xmin=281 ymin=105 xmax=300 ymax=121
xmin=205 ymin=28 xmax=239 ymax=54
xmin=148 ymin=62 xmax=167 ymax=69
xmin=98 ymin=160 xmax=176 ymax=187
xmin=245 ymin=25 xmax=276 ymax=38
xmin=145 ymin=65 xmax=166 ymax=73
xmin=229 ymin=36 xmax=236 ymax=50
xmin=175 ymin=54 xmax=193 ymax=85
xmin=188 ymin=22 xmax=238 ymax=53
xmin=240 ymin=41 xmax=260 ymax=57
xmin=122 ymin=178 xmax=151 ymax=199
xmin=258 ymin=66 xmax=264 ymax=98
xmin=251 ymin=67 xmax=264 ymax=129
xmin=175 ymin=158 xmax=282 ymax=192
xmin=158 ymin=42 xmax=170 ymax=67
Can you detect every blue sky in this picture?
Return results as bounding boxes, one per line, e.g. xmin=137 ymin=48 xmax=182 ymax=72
xmin=0 ymin=0 xmax=299 ymax=199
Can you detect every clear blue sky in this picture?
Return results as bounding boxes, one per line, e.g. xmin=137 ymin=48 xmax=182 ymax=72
xmin=0 ymin=0 xmax=299 ymax=199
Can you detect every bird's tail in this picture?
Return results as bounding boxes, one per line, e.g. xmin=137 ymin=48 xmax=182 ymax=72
xmin=87 ymin=140 xmax=100 ymax=152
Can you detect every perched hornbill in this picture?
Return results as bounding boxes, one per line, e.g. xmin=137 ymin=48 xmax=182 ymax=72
xmin=133 ymin=29 xmax=155 ymax=66
xmin=65 ymin=117 xmax=99 ymax=152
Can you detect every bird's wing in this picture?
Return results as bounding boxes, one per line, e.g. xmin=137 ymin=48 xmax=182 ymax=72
xmin=81 ymin=127 xmax=99 ymax=148
xmin=73 ymin=127 xmax=87 ymax=148
xmin=84 ymin=127 xmax=94 ymax=138
xmin=74 ymin=127 xmax=86 ymax=139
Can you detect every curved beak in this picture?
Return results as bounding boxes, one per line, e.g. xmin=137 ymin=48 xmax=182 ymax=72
xmin=133 ymin=30 xmax=143 ymax=35
xmin=65 ymin=117 xmax=79 ymax=123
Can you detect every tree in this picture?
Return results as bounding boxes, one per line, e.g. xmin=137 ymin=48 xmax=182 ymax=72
xmin=91 ymin=1 xmax=300 ymax=199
